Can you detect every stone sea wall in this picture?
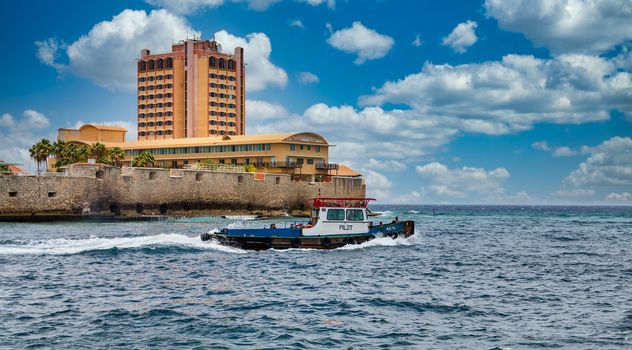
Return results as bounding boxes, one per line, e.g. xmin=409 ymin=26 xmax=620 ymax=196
xmin=0 ymin=165 xmax=365 ymax=218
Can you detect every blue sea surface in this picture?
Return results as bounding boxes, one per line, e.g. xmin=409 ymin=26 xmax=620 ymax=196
xmin=1 ymin=205 xmax=631 ymax=349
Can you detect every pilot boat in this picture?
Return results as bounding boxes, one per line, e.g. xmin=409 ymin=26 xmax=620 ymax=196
xmin=200 ymin=198 xmax=415 ymax=250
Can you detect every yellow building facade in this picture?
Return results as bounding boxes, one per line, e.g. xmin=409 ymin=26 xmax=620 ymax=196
xmin=58 ymin=128 xmax=357 ymax=179
xmin=58 ymin=124 xmax=127 ymax=143
xmin=137 ymin=38 xmax=245 ymax=141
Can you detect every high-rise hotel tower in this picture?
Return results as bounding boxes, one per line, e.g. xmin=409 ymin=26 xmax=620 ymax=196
xmin=136 ymin=38 xmax=245 ymax=141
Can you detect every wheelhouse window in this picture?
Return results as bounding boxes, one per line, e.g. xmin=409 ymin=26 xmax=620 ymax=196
xmin=346 ymin=209 xmax=365 ymax=221
xmin=326 ymin=209 xmax=345 ymax=221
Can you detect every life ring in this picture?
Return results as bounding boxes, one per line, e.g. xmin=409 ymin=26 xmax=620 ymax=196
xmin=321 ymin=237 xmax=332 ymax=248
xmin=291 ymin=238 xmax=301 ymax=248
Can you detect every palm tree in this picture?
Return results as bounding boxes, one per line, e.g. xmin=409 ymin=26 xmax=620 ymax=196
xmin=51 ymin=140 xmax=67 ymax=170
xmin=90 ymin=142 xmax=108 ymax=163
xmin=108 ymin=147 xmax=125 ymax=167
xmin=132 ymin=151 xmax=155 ymax=167
xmin=76 ymin=145 xmax=89 ymax=163
xmin=29 ymin=139 xmax=52 ymax=174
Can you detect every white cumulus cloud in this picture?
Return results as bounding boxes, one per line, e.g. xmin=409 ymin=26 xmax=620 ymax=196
xmin=145 ymin=0 xmax=333 ymax=14
xmin=214 ymin=30 xmax=288 ymax=91
xmin=360 ymin=53 xmax=632 ymax=134
xmin=35 ymin=10 xmax=287 ymax=93
xmin=36 ymin=9 xmax=198 ymax=90
xmin=297 ymin=71 xmax=320 ymax=84
xmin=0 ymin=110 xmax=54 ymax=172
xmin=485 ymin=0 xmax=632 ymax=55
xmin=564 ymin=136 xmax=632 ymax=188
xmin=327 ymin=22 xmax=395 ymax=64
xmin=245 ymin=100 xmax=289 ymax=127
xmin=605 ymin=192 xmax=632 ymax=202
xmin=416 ymin=162 xmax=510 ymax=199
xmin=442 ymin=20 xmax=478 ymax=53
xmin=289 ymin=19 xmax=304 ymax=28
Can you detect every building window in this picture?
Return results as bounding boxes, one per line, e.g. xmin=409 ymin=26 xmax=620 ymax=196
xmin=165 ymin=111 xmax=173 ymax=116
xmin=139 ymin=131 xmax=146 ymax=136
xmin=165 ymin=130 xmax=173 ymax=135
xmin=237 ymin=175 xmax=244 ymax=183
xmin=166 ymin=57 xmax=173 ymax=69
xmin=166 ymin=120 xmax=173 ymax=125
xmin=165 ymin=102 xmax=173 ymax=107
xmin=307 ymin=158 xmax=314 ymax=165
xmin=300 ymin=145 xmax=304 ymax=150
xmin=290 ymin=144 xmax=295 ymax=151
xmin=316 ymin=146 xmax=321 ymax=153
xmin=156 ymin=76 xmax=163 ymax=81
xmin=210 ymin=83 xmax=217 ymax=88
xmin=218 ymin=58 xmax=225 ymax=69
xmin=139 ymin=104 xmax=146 ymax=109
xmin=148 ymin=60 xmax=155 ymax=70
xmin=139 ymin=61 xmax=147 ymax=72
xmin=210 ymin=102 xmax=217 ymax=106
xmin=209 ymin=120 xmax=217 ymax=125
xmin=210 ymin=130 xmax=217 ymax=134
xmin=210 ymin=92 xmax=216 ymax=97
xmin=166 ymin=83 xmax=173 ymax=88
xmin=8 ymin=191 xmax=18 ymax=197
xmin=165 ymin=74 xmax=173 ymax=79
xmin=156 ymin=58 xmax=164 ymax=69
xmin=228 ymin=59 xmax=235 ymax=71
xmin=307 ymin=145 xmax=311 ymax=151
xmin=346 ymin=209 xmax=365 ymax=221
xmin=209 ymin=57 xmax=216 ymax=67
xmin=327 ymin=209 xmax=345 ymax=221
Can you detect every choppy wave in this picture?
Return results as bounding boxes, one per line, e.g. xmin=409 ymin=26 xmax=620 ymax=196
xmin=0 ymin=233 xmax=245 ymax=255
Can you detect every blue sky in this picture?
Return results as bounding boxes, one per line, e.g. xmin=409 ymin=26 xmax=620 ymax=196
xmin=1 ymin=0 xmax=631 ymax=204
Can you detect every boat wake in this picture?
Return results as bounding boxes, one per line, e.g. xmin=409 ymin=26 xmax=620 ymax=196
xmin=0 ymin=233 xmax=245 ymax=256
xmin=337 ymin=232 xmax=421 ymax=250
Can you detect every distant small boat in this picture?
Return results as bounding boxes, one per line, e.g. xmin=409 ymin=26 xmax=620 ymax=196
xmin=202 ymin=198 xmax=415 ymax=250
xmin=222 ymin=215 xmax=259 ymax=220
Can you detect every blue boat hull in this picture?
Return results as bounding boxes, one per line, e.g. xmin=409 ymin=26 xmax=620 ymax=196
xmin=200 ymin=220 xmax=415 ymax=250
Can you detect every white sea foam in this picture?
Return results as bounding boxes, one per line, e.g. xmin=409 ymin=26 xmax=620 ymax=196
xmin=0 ymin=233 xmax=245 ymax=255
xmin=337 ymin=232 xmax=421 ymax=250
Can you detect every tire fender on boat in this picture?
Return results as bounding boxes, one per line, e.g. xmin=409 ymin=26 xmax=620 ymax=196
xmin=291 ymin=238 xmax=301 ymax=248
xmin=263 ymin=237 xmax=273 ymax=248
xmin=321 ymin=237 xmax=332 ymax=248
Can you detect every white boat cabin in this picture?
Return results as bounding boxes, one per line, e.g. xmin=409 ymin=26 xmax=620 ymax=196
xmin=301 ymin=198 xmax=374 ymax=237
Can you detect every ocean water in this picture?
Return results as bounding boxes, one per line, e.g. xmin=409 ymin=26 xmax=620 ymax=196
xmin=1 ymin=205 xmax=631 ymax=349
